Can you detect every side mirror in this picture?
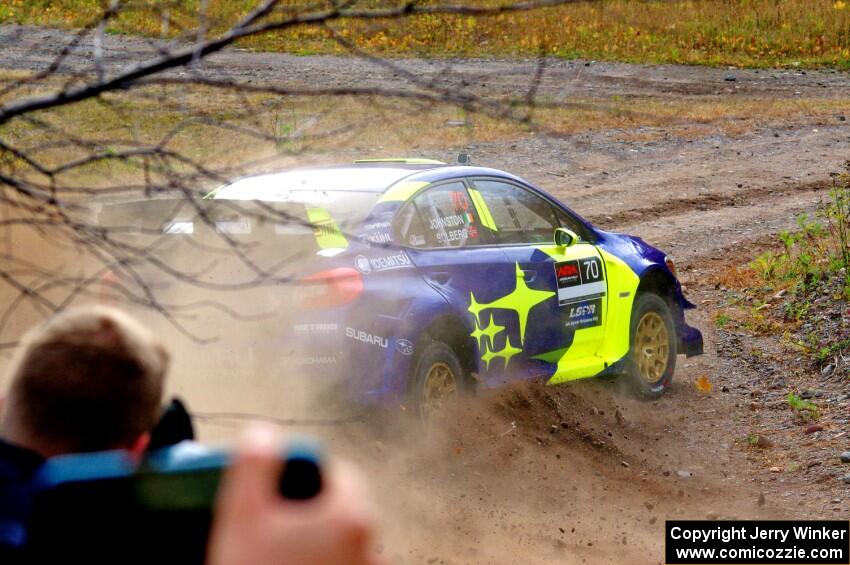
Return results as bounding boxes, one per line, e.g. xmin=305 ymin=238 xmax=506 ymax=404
xmin=554 ymin=227 xmax=579 ymax=247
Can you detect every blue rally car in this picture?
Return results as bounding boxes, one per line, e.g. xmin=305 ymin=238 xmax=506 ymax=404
xmin=100 ymin=158 xmax=702 ymax=418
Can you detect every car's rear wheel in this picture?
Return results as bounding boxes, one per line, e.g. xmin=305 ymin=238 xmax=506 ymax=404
xmin=411 ymin=340 xmax=468 ymax=421
xmin=626 ymin=292 xmax=677 ymax=399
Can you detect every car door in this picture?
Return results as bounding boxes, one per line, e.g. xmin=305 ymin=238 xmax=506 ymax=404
xmin=467 ymin=178 xmax=609 ymax=383
xmin=393 ymin=180 xmax=536 ymax=383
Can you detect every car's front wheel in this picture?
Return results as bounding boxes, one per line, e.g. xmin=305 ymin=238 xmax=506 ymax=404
xmin=626 ymin=292 xmax=677 ymax=399
xmin=411 ymin=340 xmax=468 ymax=421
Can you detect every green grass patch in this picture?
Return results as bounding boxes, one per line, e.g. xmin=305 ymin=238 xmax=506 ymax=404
xmin=787 ymin=393 xmax=821 ymax=422
xmin=751 ymin=169 xmax=850 ymax=298
xmin=3 ymin=0 xmax=850 ymax=68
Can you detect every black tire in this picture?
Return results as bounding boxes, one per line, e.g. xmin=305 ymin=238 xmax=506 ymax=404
xmin=626 ymin=292 xmax=677 ymax=399
xmin=411 ymin=340 xmax=469 ymax=421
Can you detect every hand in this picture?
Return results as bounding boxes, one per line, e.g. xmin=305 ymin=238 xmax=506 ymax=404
xmin=207 ymin=425 xmax=382 ymax=565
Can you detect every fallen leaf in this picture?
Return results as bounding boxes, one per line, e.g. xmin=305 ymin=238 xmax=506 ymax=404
xmin=694 ymin=375 xmax=712 ymax=393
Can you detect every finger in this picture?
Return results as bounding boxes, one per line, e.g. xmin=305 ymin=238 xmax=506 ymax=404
xmin=315 ymin=461 xmax=377 ymax=553
xmin=215 ymin=423 xmax=285 ymax=520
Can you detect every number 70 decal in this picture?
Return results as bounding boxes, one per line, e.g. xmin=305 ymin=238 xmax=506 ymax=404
xmin=554 ymin=256 xmax=606 ymax=306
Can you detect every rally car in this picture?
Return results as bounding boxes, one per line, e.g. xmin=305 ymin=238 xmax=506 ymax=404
xmin=98 ymin=159 xmax=703 ymax=418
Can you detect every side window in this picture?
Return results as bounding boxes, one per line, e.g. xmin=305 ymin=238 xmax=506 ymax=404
xmin=471 ymin=180 xmax=558 ymax=245
xmin=554 ymin=208 xmax=591 ymax=242
xmin=394 ymin=182 xmax=488 ymax=248
xmin=392 ymin=200 xmax=428 ymax=247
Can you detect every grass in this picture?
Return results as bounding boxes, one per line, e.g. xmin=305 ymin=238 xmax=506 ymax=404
xmin=711 ymin=164 xmax=849 ymax=371
xmin=750 ymin=172 xmax=850 ymax=299
xmin=2 ymin=1 xmax=850 ymax=68
xmin=787 ymin=393 xmax=820 ymax=422
xmin=5 ymin=67 xmax=850 ymax=189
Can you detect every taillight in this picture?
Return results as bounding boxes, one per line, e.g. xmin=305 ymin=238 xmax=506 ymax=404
xmin=300 ymin=267 xmax=363 ymax=308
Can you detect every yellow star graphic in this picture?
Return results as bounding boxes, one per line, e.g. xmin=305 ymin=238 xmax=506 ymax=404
xmin=468 ymin=262 xmax=555 ymax=371
xmin=480 ymin=341 xmax=497 ymax=370
xmin=480 ymin=314 xmax=504 ymax=348
xmin=468 ymin=292 xmax=486 ymax=325
xmin=491 ymin=336 xmax=522 ymax=368
xmin=481 ymin=263 xmax=554 ymax=344
xmin=470 ymin=319 xmax=486 ymax=347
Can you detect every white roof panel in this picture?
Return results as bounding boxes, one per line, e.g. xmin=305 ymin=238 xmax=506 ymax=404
xmin=213 ymin=167 xmax=415 ymax=201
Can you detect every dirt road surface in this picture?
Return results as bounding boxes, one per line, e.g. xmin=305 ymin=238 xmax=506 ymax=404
xmin=1 ymin=23 xmax=848 ymax=564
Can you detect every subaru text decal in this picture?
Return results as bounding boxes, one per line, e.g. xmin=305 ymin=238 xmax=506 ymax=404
xmin=345 ymin=327 xmax=388 ymax=348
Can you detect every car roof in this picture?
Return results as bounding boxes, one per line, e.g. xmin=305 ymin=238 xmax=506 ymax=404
xmin=210 ymin=162 xmax=524 ymax=201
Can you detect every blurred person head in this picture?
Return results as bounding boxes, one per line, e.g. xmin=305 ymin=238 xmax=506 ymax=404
xmin=1 ymin=306 xmax=169 ymax=458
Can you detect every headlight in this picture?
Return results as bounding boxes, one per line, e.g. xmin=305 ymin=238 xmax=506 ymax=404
xmin=665 ymin=256 xmax=678 ymax=278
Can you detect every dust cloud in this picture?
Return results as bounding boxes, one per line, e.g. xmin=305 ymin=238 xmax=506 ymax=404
xmin=1 ymin=208 xmax=777 ymax=565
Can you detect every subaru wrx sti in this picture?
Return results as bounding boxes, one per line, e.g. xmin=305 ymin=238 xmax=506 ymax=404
xmin=99 ymin=159 xmax=703 ymax=418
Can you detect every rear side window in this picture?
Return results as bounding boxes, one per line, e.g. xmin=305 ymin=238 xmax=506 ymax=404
xmin=394 ymin=182 xmax=490 ymax=248
xmin=470 ymin=180 xmax=559 ymax=245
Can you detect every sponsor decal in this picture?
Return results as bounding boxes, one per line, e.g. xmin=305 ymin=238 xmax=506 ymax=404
xmin=345 ymin=327 xmax=388 ymax=348
xmin=293 ymin=323 xmax=338 ymax=335
xmin=409 ymin=233 xmax=426 ymax=247
xmin=428 ymin=214 xmax=466 ymax=230
xmin=554 ymin=256 xmax=606 ymax=306
xmin=370 ymin=251 xmax=411 ymax=271
xmin=365 ymin=231 xmax=392 ymax=244
xmin=395 ymin=338 xmax=414 ymax=356
xmin=355 ymin=255 xmax=372 ymax=274
xmin=356 ymin=251 xmax=412 ymax=274
xmin=295 ymin=356 xmax=337 ymax=366
xmin=316 ymin=224 xmax=339 ymax=238
xmin=436 ymin=227 xmax=469 ymax=245
xmin=556 ymin=261 xmax=580 ymax=287
xmin=363 ymin=221 xmax=391 ymax=231
xmin=564 ymin=298 xmax=603 ymax=330
xmin=361 ymin=221 xmax=393 ymax=244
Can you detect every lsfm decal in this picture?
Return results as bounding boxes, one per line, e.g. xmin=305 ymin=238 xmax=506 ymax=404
xmin=345 ymin=327 xmax=388 ymax=348
xmin=468 ymin=263 xmax=554 ymax=370
xmin=564 ymin=298 xmax=602 ymax=330
xmin=355 ymin=251 xmax=412 ymax=274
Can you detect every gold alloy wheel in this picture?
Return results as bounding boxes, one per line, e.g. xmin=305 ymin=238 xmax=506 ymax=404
xmin=421 ymin=361 xmax=458 ymax=417
xmin=635 ymin=311 xmax=670 ymax=384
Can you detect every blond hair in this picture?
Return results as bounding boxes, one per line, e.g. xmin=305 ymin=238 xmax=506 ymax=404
xmin=2 ymin=306 xmax=169 ymax=453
